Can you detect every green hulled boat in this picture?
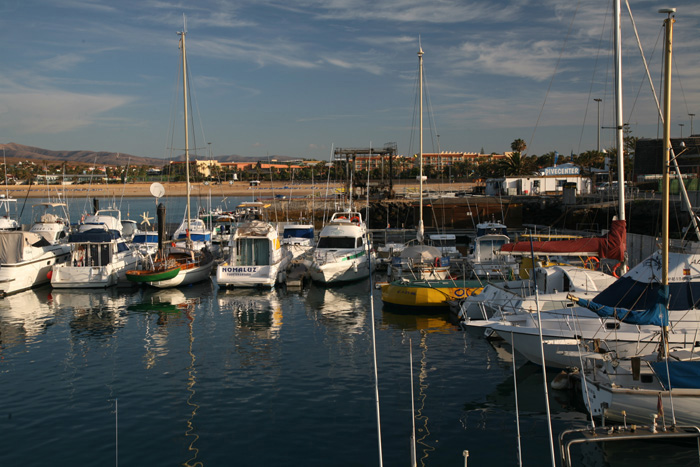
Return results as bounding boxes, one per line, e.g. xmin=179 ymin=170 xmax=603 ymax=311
xmin=126 ymin=264 xmax=181 ymax=283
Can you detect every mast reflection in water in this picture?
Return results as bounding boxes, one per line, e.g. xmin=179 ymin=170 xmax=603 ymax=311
xmin=1 ymin=272 xmax=608 ymax=466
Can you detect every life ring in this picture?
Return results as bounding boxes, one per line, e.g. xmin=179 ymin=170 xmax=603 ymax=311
xmin=350 ymin=216 xmax=360 ymax=223
xmin=612 ymin=262 xmax=623 ymax=278
xmin=338 ymin=216 xmax=347 ymax=220
xmin=584 ymin=256 xmax=600 ymax=270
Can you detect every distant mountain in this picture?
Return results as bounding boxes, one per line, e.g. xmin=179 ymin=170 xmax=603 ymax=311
xmin=0 ymin=143 xmax=163 ymax=167
xmin=168 ymin=153 xmax=302 ymax=163
xmin=0 ymin=143 xmax=304 ymax=166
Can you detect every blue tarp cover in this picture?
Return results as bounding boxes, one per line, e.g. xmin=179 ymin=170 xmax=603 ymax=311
xmin=650 ymin=360 xmax=700 ymax=390
xmin=592 ymin=276 xmax=700 ymax=312
xmin=577 ymin=294 xmax=669 ymax=327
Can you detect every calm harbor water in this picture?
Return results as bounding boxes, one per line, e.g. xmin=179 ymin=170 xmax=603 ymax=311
xmin=1 ymin=196 xmax=695 ymax=466
xmin=1 ymin=278 xmax=592 ymax=466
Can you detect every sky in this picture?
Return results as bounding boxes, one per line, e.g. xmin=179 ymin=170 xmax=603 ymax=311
xmin=1 ymin=0 xmax=699 ymax=162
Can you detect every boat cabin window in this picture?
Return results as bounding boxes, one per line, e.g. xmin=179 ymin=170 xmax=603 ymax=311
xmin=318 ymin=237 xmax=356 ymax=249
xmin=237 ymin=238 xmax=270 ymax=266
xmin=283 ymin=228 xmax=314 ymax=240
xmin=75 ymin=243 xmax=112 ymax=267
xmin=478 ymin=239 xmax=507 ymax=250
xmin=430 ymin=237 xmax=457 ymax=248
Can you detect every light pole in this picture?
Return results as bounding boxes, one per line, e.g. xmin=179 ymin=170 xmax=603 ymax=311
xmin=679 ymin=123 xmax=685 ymax=138
xmin=690 ymin=113 xmax=696 ymax=136
xmin=594 ymin=98 xmax=602 ymax=153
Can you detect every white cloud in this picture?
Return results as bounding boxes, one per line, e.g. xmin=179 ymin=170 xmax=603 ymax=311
xmin=0 ymin=86 xmax=132 ymax=134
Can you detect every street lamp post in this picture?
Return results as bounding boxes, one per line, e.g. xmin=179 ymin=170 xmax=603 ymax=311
xmin=690 ymin=114 xmax=696 ymax=136
xmin=679 ymin=123 xmax=685 ymax=138
xmin=594 ymin=98 xmax=602 ymax=153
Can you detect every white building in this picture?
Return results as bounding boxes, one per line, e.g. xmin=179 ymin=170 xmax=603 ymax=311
xmin=485 ymin=164 xmax=592 ymax=196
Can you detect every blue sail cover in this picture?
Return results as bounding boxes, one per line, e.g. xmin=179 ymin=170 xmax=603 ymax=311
xmin=592 ymin=276 xmax=700 ymax=312
xmin=576 ymin=289 xmax=669 ymax=327
xmin=591 ymin=252 xmax=700 ymax=313
xmin=649 ymin=361 xmax=700 ymax=389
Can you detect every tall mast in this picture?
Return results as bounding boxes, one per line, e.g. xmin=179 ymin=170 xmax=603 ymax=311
xmin=417 ymin=42 xmax=424 ymax=244
xmin=660 ymin=8 xmax=675 ymax=355
xmin=613 ymin=0 xmax=626 ymax=223
xmin=178 ymin=23 xmax=192 ymax=249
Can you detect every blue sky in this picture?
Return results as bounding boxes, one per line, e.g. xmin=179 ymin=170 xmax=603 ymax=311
xmin=1 ymin=0 xmax=698 ymax=161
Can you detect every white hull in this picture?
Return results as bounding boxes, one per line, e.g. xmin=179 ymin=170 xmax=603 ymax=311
xmin=309 ymin=252 xmax=373 ymax=284
xmin=147 ymin=260 xmax=214 ymax=288
xmin=217 ymin=257 xmax=290 ymax=288
xmin=51 ymin=253 xmax=141 ymax=288
xmin=0 ymin=246 xmax=71 ymax=295
xmin=583 ymin=373 xmax=700 ymax=426
xmin=283 ymin=243 xmax=313 ymax=260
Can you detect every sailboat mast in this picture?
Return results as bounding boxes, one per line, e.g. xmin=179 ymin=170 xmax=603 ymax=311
xmin=417 ymin=43 xmax=425 ymax=244
xmin=659 ymin=8 xmax=675 ymax=357
xmin=179 ymin=26 xmax=192 ymax=248
xmin=661 ymin=10 xmax=674 ymax=296
xmin=613 ymin=0 xmax=626 ymax=223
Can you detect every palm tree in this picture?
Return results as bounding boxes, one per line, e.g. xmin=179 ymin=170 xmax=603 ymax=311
xmin=500 ymin=152 xmax=530 ymax=176
xmin=510 ymin=138 xmax=527 ymax=154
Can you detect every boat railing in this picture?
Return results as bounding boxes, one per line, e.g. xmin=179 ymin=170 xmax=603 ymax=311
xmin=559 ymin=425 xmax=700 ymax=467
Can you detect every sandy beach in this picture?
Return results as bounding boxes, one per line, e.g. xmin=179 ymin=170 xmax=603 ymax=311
xmin=3 ymin=180 xmax=475 ymax=199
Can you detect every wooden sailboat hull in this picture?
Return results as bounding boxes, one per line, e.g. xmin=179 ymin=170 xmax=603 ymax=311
xmin=126 ymin=265 xmax=181 ymax=283
xmin=145 ymin=250 xmax=215 ymax=288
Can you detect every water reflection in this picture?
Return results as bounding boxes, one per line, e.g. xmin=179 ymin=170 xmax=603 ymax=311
xmin=379 ymin=308 xmax=456 ymax=467
xmin=48 ymin=287 xmax=130 ymax=340
xmin=304 ymin=282 xmax=369 ymax=335
xmin=218 ymin=288 xmax=283 ymax=340
xmin=218 ymin=287 xmax=285 ymax=370
xmin=380 ymin=310 xmax=455 ymax=333
xmin=129 ymin=280 xmax=214 ymax=370
xmin=0 ymin=287 xmax=54 ymax=349
xmin=129 ymin=282 xmax=213 ymax=466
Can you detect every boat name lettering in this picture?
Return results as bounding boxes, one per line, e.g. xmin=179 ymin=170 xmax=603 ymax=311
xmin=222 ymin=267 xmax=258 ymax=273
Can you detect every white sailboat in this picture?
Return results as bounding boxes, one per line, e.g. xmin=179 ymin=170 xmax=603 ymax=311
xmin=579 ymin=10 xmax=700 ymax=426
xmin=125 ymin=23 xmax=214 ymax=289
xmin=387 ymin=43 xmax=450 ymax=283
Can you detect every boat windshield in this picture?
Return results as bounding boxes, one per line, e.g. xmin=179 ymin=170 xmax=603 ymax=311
xmin=283 ymin=228 xmax=314 ymax=240
xmin=317 ymin=237 xmax=357 ymax=249
xmin=476 ymin=227 xmax=507 ymax=236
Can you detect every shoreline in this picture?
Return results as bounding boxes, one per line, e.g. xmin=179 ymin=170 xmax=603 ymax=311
xmin=2 ymin=181 xmax=476 ymax=199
